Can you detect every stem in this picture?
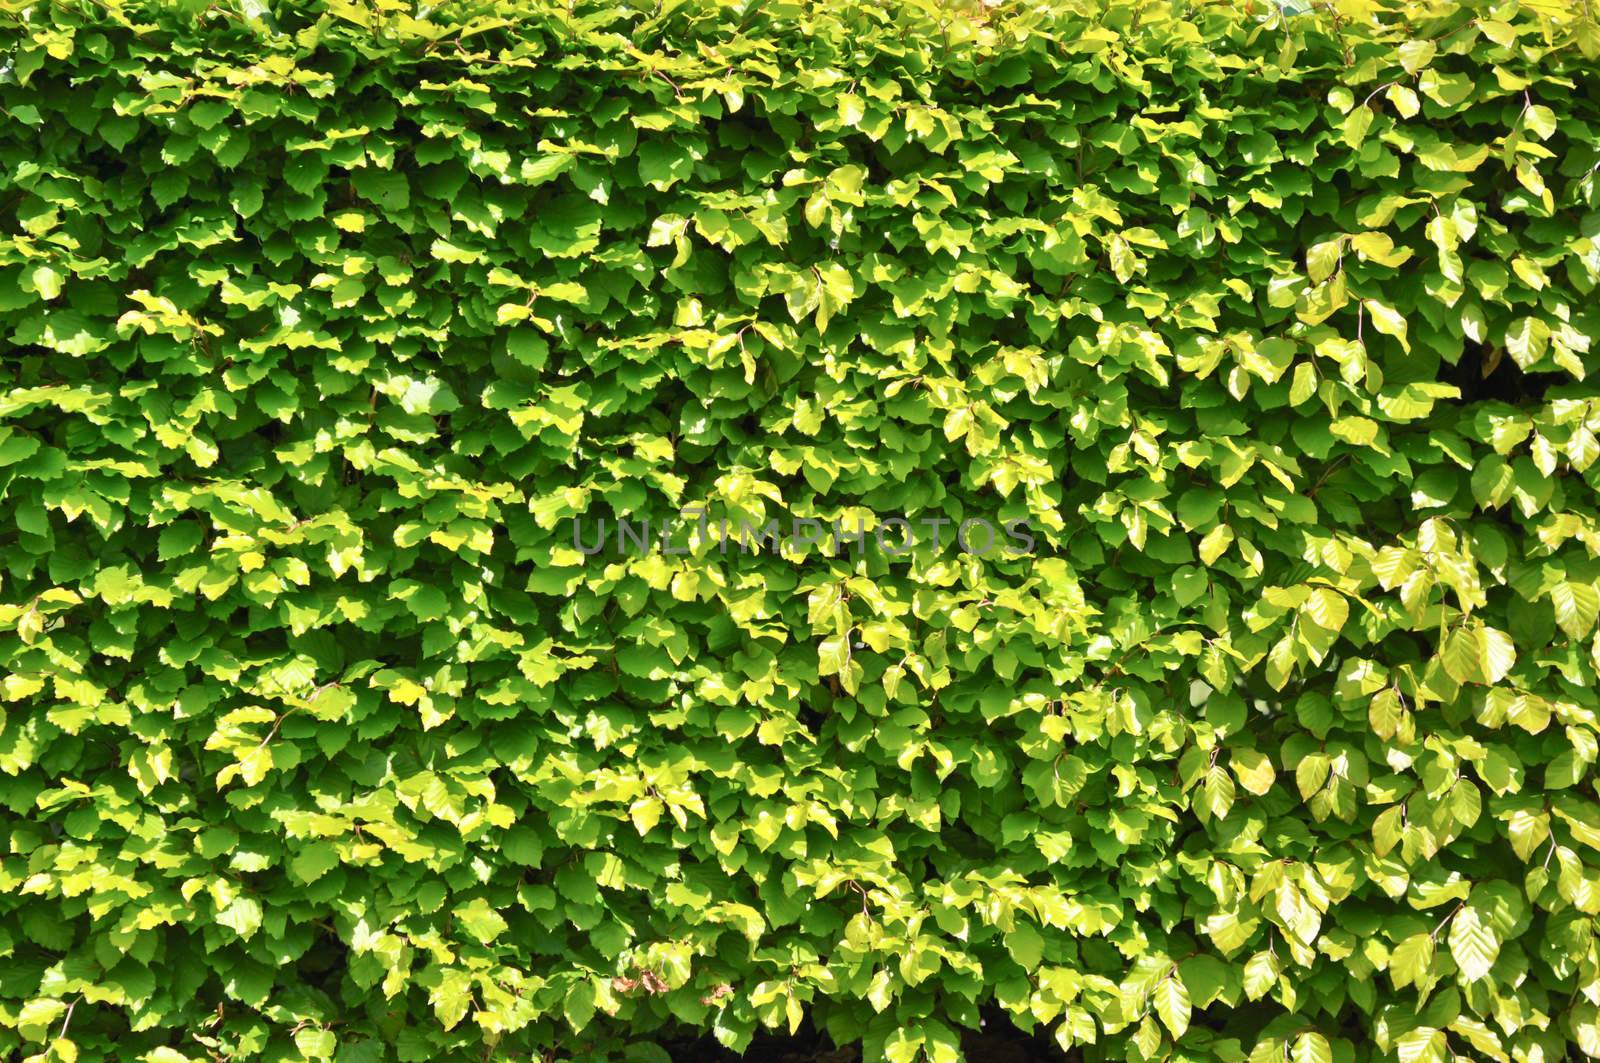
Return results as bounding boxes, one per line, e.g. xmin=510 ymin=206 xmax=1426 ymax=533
xmin=1430 ymin=901 xmax=1463 ymax=940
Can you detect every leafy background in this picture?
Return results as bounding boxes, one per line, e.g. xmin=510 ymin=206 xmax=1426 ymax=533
xmin=3 ymin=0 xmax=1600 ymax=1060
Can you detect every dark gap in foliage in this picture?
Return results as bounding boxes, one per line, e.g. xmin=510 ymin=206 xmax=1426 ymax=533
xmin=648 ymin=1006 xmax=1073 ymax=1062
xmin=1440 ymin=342 xmax=1557 ymax=406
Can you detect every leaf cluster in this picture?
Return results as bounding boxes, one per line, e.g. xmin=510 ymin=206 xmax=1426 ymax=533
xmin=2 ymin=0 xmax=1600 ymax=1061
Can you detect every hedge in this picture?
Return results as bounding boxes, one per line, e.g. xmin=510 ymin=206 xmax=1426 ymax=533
xmin=2 ymin=0 xmax=1600 ymax=1060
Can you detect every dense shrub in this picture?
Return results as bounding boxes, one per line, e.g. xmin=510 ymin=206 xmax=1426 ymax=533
xmin=3 ymin=0 xmax=1600 ymax=1059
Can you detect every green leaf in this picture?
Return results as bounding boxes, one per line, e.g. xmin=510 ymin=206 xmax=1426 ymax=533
xmin=1364 ymin=298 xmax=1410 ymax=352
xmin=1153 ymin=974 xmax=1191 ymax=1040
xmin=1242 ymin=950 xmax=1280 ymax=1001
xmin=216 ymin=896 xmax=263 ymax=940
xmin=1301 ymin=588 xmax=1348 ymax=633
xmin=289 ymin=841 xmax=341 ymax=884
xmin=883 ymin=1029 xmax=922 ymax=1063
xmin=1291 ymin=1031 xmax=1332 ymax=1063
xmin=1551 ymin=581 xmax=1600 ymax=639
xmin=1172 ymin=566 xmax=1209 ymax=607
xmin=1395 ymin=1027 xmax=1448 ymax=1063
xmin=1447 ymin=906 xmax=1500 ymax=982
xmin=1479 ymin=626 xmax=1516 ymax=685
xmin=564 ymin=979 xmax=596 ymax=1033
xmin=1108 ymin=234 xmax=1137 ymax=284
xmin=456 ymin=898 xmax=509 ymax=945
xmin=1343 ymin=106 xmax=1374 ymax=148
xmin=1386 ymin=83 xmax=1421 ymax=118
xmin=1390 ymin=932 xmax=1434 ymax=990
xmin=353 ymin=168 xmax=410 ymax=210
xmin=1397 ymin=39 xmax=1437 ymax=74
xmin=1306 ymin=238 xmax=1343 ymax=284
xmin=399 ymin=375 xmax=461 ymax=416
xmin=521 ymin=153 xmax=575 ymax=185
xmin=1199 ymin=524 xmax=1234 ymax=566
xmin=0 ymin=428 xmax=42 ymax=468
xmin=31 ymin=265 xmax=63 ymax=301
xmin=1005 ymin=922 xmax=1044 ymax=970
xmin=818 ymin=636 xmax=851 ymax=677
xmin=1442 ymin=625 xmax=1516 ymax=685
xmin=1505 ymin=317 xmax=1550 ymax=369
xmin=157 ymin=521 xmax=206 ymax=560
xmin=294 ymin=1027 xmax=337 ymax=1059
xmin=1231 ymin=748 xmax=1277 ymax=795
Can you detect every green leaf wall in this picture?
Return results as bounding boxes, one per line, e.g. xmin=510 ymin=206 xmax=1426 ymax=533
xmin=3 ymin=0 xmax=1600 ymax=1060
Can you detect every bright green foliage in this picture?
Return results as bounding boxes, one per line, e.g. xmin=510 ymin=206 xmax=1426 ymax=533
xmin=2 ymin=0 xmax=1600 ymax=1060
